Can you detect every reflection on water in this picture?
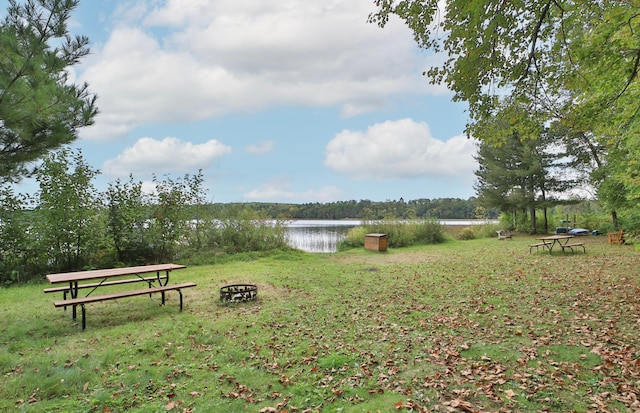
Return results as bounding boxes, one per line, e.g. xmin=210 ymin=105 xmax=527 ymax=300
xmin=286 ymin=220 xmax=359 ymax=253
xmin=285 ymin=219 xmax=496 ymax=253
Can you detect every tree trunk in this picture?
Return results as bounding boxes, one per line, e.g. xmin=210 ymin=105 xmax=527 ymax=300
xmin=530 ymin=207 xmax=537 ymax=234
xmin=543 ymin=207 xmax=548 ymax=234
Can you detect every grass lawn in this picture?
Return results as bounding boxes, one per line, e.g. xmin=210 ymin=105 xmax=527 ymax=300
xmin=1 ymin=234 xmax=638 ymax=412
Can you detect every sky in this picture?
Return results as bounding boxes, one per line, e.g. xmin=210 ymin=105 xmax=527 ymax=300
xmin=8 ymin=0 xmax=479 ymax=204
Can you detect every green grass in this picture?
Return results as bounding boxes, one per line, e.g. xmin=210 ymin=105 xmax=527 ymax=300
xmin=1 ymin=235 xmax=638 ymax=412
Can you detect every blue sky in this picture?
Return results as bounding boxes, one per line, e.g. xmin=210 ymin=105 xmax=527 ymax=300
xmin=9 ymin=0 xmax=478 ymax=203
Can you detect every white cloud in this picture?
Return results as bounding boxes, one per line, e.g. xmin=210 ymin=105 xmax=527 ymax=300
xmin=102 ymin=136 xmax=232 ymax=178
xmin=242 ymin=177 xmax=342 ymax=202
xmin=140 ymin=180 xmax=158 ymax=196
xmin=78 ymin=0 xmax=448 ymax=140
xmin=324 ymin=118 xmax=478 ymax=180
xmin=246 ymin=140 xmax=275 ymax=155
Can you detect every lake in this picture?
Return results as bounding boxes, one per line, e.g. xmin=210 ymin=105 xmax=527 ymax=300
xmin=285 ymin=219 xmax=494 ymax=253
xmin=285 ymin=220 xmax=360 ymax=253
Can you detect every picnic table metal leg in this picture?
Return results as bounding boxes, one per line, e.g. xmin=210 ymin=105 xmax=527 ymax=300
xmin=156 ymin=270 xmax=169 ymax=286
xmin=71 ymin=281 xmax=78 ymax=318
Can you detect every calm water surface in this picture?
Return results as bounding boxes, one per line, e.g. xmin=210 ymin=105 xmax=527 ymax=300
xmin=285 ymin=219 xmax=494 ymax=253
xmin=285 ymin=220 xmax=359 ymax=253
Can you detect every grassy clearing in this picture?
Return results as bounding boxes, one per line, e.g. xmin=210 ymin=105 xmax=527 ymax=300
xmin=1 ymin=234 xmax=638 ymax=412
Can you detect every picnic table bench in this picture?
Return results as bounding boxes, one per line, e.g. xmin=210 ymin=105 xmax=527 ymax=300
xmin=529 ymin=241 xmax=550 ymax=253
xmin=560 ymin=242 xmax=586 ymax=253
xmin=45 ymin=264 xmax=195 ymax=330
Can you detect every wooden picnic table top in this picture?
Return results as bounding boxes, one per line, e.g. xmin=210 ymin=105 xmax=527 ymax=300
xmin=46 ymin=263 xmax=186 ymax=284
xmin=536 ymin=235 xmax=574 ymax=241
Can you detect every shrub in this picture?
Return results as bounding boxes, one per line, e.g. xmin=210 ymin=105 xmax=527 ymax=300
xmin=473 ymin=223 xmax=503 ymax=238
xmin=362 ymin=220 xmax=414 ymax=247
xmin=339 ymin=226 xmax=368 ymax=249
xmin=456 ymin=227 xmax=476 ymax=240
xmin=206 ymin=214 xmax=289 ymax=255
xmin=413 ymin=220 xmax=445 ymax=244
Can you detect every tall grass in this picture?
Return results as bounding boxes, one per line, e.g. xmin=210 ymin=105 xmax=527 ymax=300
xmin=179 ymin=213 xmax=291 ymax=265
xmin=339 ymin=219 xmax=445 ymax=249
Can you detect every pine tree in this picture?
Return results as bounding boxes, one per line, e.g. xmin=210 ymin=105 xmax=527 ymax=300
xmin=0 ymin=0 xmax=97 ymax=183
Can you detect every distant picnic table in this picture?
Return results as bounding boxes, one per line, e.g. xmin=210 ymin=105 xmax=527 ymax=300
xmin=529 ymin=234 xmax=586 ymax=255
xmin=45 ymin=264 xmax=195 ymax=330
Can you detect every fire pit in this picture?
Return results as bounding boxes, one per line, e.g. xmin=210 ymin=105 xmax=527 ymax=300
xmin=220 ymin=284 xmax=258 ymax=302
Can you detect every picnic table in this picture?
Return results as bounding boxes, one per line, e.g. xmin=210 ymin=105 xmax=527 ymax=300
xmin=530 ymin=234 xmax=586 ymax=254
xmin=45 ymin=264 xmax=196 ymax=330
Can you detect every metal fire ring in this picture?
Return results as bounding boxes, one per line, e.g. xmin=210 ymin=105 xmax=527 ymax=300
xmin=220 ymin=284 xmax=258 ymax=302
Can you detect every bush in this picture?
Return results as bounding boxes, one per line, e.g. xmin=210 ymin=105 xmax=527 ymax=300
xmin=361 ymin=220 xmax=414 ymax=247
xmin=455 ymin=227 xmax=476 ymax=240
xmin=473 ymin=223 xmax=503 ymax=238
xmin=339 ymin=226 xmax=368 ymax=249
xmin=206 ymin=216 xmax=289 ymax=255
xmin=413 ymin=220 xmax=445 ymax=244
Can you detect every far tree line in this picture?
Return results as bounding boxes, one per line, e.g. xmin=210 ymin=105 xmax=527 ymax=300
xmin=204 ymin=198 xmax=495 ymax=221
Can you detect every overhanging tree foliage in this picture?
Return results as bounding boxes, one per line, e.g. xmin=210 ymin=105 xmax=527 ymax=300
xmin=370 ymin=1 xmax=640 ymax=208
xmin=0 ymin=0 xmax=97 ymax=183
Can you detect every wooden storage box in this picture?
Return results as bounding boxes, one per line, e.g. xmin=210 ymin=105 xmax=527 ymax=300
xmin=364 ymin=233 xmax=387 ymax=252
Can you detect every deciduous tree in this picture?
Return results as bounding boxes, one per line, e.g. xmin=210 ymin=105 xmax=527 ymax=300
xmin=148 ymin=171 xmax=207 ymax=262
xmin=370 ymin=0 xmax=640 ymax=205
xmin=34 ymin=148 xmax=102 ymax=272
xmin=0 ymin=184 xmax=36 ymax=284
xmin=105 ymin=176 xmax=151 ymax=265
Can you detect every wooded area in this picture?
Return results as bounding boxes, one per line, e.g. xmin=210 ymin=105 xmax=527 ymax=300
xmin=204 ymin=197 xmax=488 ymax=221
